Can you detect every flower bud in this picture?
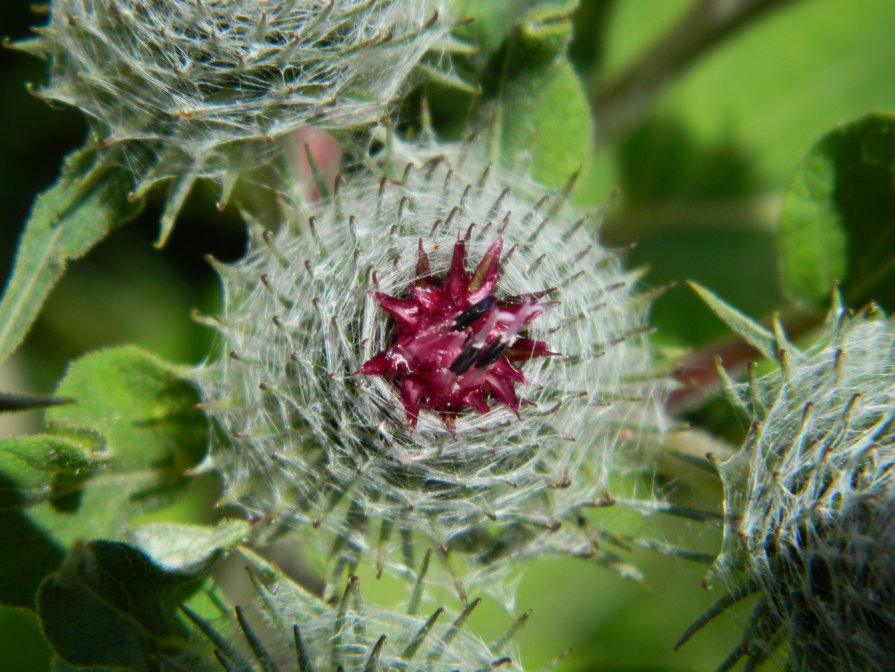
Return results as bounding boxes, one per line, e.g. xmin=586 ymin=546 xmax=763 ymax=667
xmin=198 ymin=136 xmax=663 ymax=596
xmin=20 ymin=0 xmax=452 ymax=241
xmin=693 ymin=293 xmax=895 ymax=671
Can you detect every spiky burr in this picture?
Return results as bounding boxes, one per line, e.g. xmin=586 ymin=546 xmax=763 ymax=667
xmin=682 ymin=288 xmax=895 ymax=672
xmin=18 ymin=0 xmax=453 ymax=243
xmin=198 ymin=134 xmax=664 ymax=599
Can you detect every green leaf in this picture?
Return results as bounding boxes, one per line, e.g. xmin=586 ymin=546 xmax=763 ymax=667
xmin=477 ymin=16 xmax=593 ymax=187
xmin=688 ymin=282 xmax=777 ymax=361
xmin=47 ymin=346 xmax=205 ymax=480
xmin=0 ymin=607 xmax=52 ymax=670
xmin=126 ymin=520 xmax=250 ymax=575
xmin=51 ymin=659 xmax=109 ymax=672
xmin=0 ymin=147 xmax=141 ymax=364
xmin=0 ymin=347 xmax=207 ymax=610
xmin=780 ymin=112 xmax=895 ymax=308
xmin=0 ymin=434 xmax=93 ymax=609
xmin=646 ymin=0 xmax=895 ymax=185
xmin=28 ymin=346 xmax=207 ymax=544
xmin=37 ymin=540 xmax=220 ymax=672
xmin=0 ymin=434 xmax=91 ymax=512
xmin=0 ymin=508 xmax=66 ymax=609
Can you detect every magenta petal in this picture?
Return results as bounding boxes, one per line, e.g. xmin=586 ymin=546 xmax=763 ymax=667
xmin=504 ymin=303 xmax=545 ymax=330
xmin=447 ymin=237 xmax=468 ymax=300
xmin=415 ymin=239 xmax=431 ymax=286
xmin=401 ymin=377 xmax=425 ymax=429
xmin=490 ymin=357 xmax=525 ymax=383
xmin=373 ymin=292 xmax=419 ymax=330
xmin=463 ymin=389 xmax=490 ymax=414
xmin=486 ymin=374 xmax=520 ymax=416
xmin=357 ymin=351 xmax=393 ymax=376
xmin=468 ymin=236 xmax=502 ymax=303
xmin=410 ymin=285 xmax=441 ymax=313
xmin=361 ymin=237 xmax=553 ymax=434
xmin=505 ymin=338 xmax=555 ymax=361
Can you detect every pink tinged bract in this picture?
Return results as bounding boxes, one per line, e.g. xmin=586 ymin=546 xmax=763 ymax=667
xmin=357 ymin=236 xmax=556 ymax=434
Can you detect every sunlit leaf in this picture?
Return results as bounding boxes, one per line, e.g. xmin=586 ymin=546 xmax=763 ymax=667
xmin=126 ymin=520 xmax=249 ymax=575
xmin=0 ymin=148 xmax=141 ymax=364
xmin=477 ymin=18 xmax=593 ymax=188
xmin=0 ymin=346 xmax=207 ymax=610
xmin=780 ymin=112 xmax=895 ymax=308
xmin=0 ymin=434 xmax=91 ymax=512
xmin=29 ymin=346 xmax=207 ymax=543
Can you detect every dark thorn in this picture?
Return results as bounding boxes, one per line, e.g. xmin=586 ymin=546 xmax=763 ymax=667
xmin=293 ymin=625 xmax=313 ymax=672
xmin=0 ymin=391 xmax=74 ymax=413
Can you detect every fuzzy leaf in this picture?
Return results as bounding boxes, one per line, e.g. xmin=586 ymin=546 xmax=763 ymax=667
xmin=0 ymin=347 xmax=206 ymax=610
xmin=688 ymin=282 xmax=777 ymax=361
xmin=126 ymin=520 xmax=250 ymax=575
xmin=780 ymin=112 xmax=895 ymax=308
xmin=28 ymin=346 xmax=207 ymax=544
xmin=46 ymin=346 xmax=206 ymax=481
xmin=0 ymin=434 xmax=95 ymax=609
xmin=0 ymin=509 xmax=66 ymax=610
xmin=0 ymin=148 xmax=141 ymax=364
xmin=0 ymin=434 xmax=91 ymax=512
xmin=478 ymin=17 xmax=593 ymax=187
xmin=37 ymin=540 xmax=219 ymax=672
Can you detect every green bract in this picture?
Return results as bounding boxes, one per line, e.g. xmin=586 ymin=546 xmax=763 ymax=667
xmin=183 ymin=549 xmax=525 ymax=672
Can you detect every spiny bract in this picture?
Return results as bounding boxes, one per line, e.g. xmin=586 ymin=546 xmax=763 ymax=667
xmin=199 ymin=136 xmax=663 ymax=596
xmin=183 ymin=549 xmax=524 ymax=671
xmin=696 ymin=293 xmax=895 ymax=672
xmin=19 ymin=0 xmax=452 ymax=243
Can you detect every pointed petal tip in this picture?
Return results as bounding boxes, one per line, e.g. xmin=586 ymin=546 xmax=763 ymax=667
xmin=439 ymin=414 xmax=458 ymax=438
xmin=469 ymin=236 xmax=503 ymax=299
xmin=400 ymin=377 xmax=424 ymax=431
xmin=415 ymin=238 xmax=431 ymax=285
xmin=357 ymin=352 xmax=391 ymax=376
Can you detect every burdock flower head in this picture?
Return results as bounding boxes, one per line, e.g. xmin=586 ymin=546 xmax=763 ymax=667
xmin=199 ymin=134 xmax=663 ymax=596
xmin=682 ymin=287 xmax=895 ymax=672
xmin=357 ymin=234 xmax=555 ymax=436
xmin=18 ymin=0 xmax=454 ymax=243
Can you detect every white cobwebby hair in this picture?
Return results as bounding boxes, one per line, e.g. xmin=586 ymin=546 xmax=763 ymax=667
xmin=711 ymin=300 xmax=895 ymax=671
xmin=198 ymin=135 xmax=666 ymax=601
xmin=197 ymin=550 xmax=526 ymax=672
xmin=23 ymin=0 xmax=452 ymax=236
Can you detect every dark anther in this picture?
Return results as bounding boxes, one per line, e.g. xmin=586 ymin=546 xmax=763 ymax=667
xmin=449 ymin=341 xmax=481 ymax=374
xmin=474 ymin=338 xmax=509 ymax=368
xmin=452 ymin=295 xmax=495 ymax=330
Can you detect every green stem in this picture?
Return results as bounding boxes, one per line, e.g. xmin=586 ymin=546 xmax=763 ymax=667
xmin=591 ymin=0 xmax=802 ymax=142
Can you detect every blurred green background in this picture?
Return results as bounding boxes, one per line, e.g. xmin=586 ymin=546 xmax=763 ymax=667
xmin=2 ymin=0 xmax=895 ymax=669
